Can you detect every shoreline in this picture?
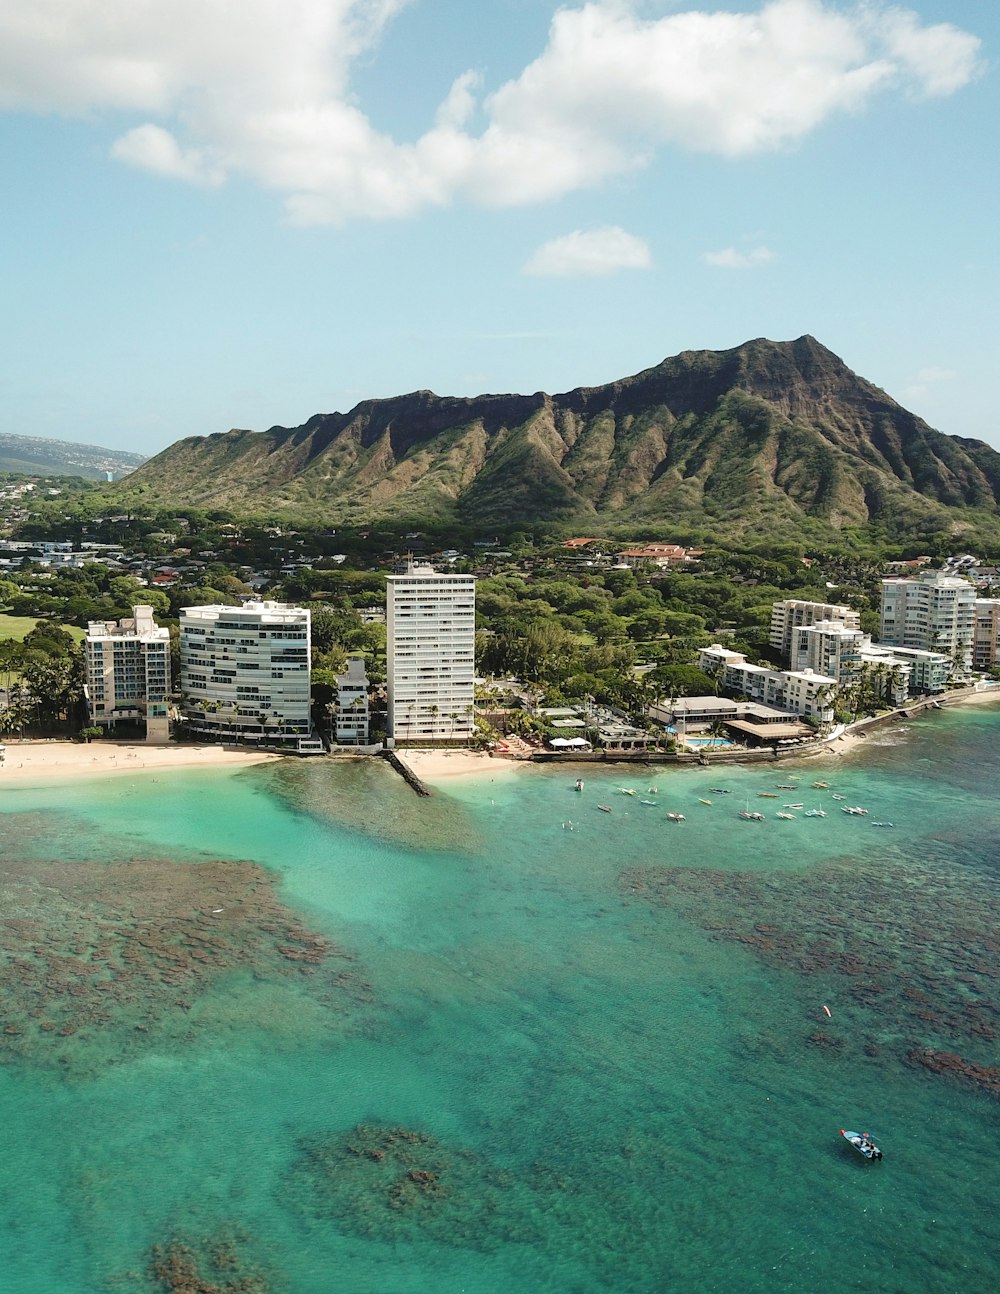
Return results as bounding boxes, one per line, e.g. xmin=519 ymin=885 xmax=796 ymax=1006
xmin=393 ymin=748 xmax=522 ymax=785
xmin=0 ymin=740 xmax=283 ymax=786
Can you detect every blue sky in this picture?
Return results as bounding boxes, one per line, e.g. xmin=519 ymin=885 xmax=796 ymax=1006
xmin=1 ymin=0 xmax=996 ymax=456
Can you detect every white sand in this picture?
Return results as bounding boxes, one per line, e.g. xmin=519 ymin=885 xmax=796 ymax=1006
xmin=0 ymin=740 xmax=282 ymax=785
xmin=397 ymin=748 xmax=520 ymax=784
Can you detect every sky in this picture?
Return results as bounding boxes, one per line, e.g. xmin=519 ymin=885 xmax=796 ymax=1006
xmin=1 ymin=0 xmax=997 ymax=457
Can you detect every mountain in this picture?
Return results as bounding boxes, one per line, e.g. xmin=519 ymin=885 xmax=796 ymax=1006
xmin=120 ymin=337 xmax=1000 ymax=538
xmin=0 ymin=433 xmax=146 ymax=480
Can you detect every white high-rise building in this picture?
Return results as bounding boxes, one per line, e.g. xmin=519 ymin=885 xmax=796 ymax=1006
xmin=84 ymin=605 xmax=171 ymax=742
xmin=387 ymin=561 xmax=475 ymax=741
xmin=880 ymin=570 xmax=975 ymax=674
xmin=179 ymin=600 xmax=319 ymax=749
xmin=769 ymin=599 xmax=860 ymax=662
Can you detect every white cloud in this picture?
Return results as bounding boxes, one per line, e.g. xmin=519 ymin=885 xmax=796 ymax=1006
xmin=903 ymin=365 xmax=957 ymax=404
xmin=703 ymin=245 xmax=776 ymax=269
xmin=0 ymin=1 xmax=983 ymax=223
xmin=111 ymin=125 xmax=224 ymax=186
xmin=524 ymin=227 xmax=653 ymax=277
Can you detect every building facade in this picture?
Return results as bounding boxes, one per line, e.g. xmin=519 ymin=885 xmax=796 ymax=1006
xmin=698 ymin=645 xmax=836 ymax=724
xmin=791 ymin=619 xmax=912 ymax=705
xmin=973 ymin=599 xmax=1000 ymax=671
xmin=179 ymin=600 xmax=318 ymax=749
xmin=880 ymin=570 xmax=975 ymax=674
xmin=334 ymin=655 xmax=370 ymax=745
xmin=84 ymin=605 xmax=171 ymax=742
xmin=386 ymin=561 xmax=475 ymax=741
xmin=769 ymin=599 xmax=861 ymax=663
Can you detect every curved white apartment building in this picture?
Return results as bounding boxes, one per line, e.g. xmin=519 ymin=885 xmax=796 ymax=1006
xmin=180 ymin=600 xmax=314 ymax=746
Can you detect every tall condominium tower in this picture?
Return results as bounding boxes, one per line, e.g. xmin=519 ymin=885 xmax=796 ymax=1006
xmin=769 ymin=599 xmax=860 ymax=663
xmin=880 ymin=570 xmax=975 ymax=673
xmin=84 ymin=604 xmax=171 ymax=742
xmin=179 ymin=600 xmax=318 ymax=748
xmin=386 ymin=561 xmax=475 ymax=742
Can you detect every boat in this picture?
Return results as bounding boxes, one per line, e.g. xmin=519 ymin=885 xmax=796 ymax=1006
xmin=872 ymin=821 xmax=895 ymax=828
xmin=841 ymin=1130 xmax=882 ymax=1161
xmin=597 ymin=805 xmax=613 ymax=813
xmin=841 ymin=805 xmax=869 ymax=816
xmin=619 ymin=788 xmax=637 ymax=796
xmin=776 ymin=784 xmax=798 ymax=790
xmin=783 ymin=802 xmax=804 ymax=809
xmin=758 ymin=793 xmax=779 ymax=799
xmin=831 ymin=793 xmax=846 ymax=800
xmin=647 ymin=786 xmax=658 ymax=794
xmin=804 ymin=808 xmax=826 ymax=818
xmin=710 ymin=787 xmax=732 ymax=794
xmin=698 ymin=798 xmax=712 ymax=806
xmin=574 ymin=779 xmax=584 ymax=792
xmin=640 ymin=799 xmax=658 ymax=806
xmin=666 ymin=812 xmax=686 ymax=823
xmin=738 ymin=809 xmax=766 ymax=821
xmin=775 ymin=811 xmax=796 ymax=820
xmin=812 ymin=781 xmax=830 ymax=789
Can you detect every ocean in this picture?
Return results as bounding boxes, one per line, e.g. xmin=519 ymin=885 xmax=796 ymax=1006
xmin=1 ymin=707 xmax=997 ymax=1293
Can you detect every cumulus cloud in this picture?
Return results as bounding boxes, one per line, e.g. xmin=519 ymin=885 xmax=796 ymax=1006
xmin=703 ymin=245 xmax=776 ymax=269
xmin=111 ymin=124 xmax=224 ymax=186
xmin=524 ymin=227 xmax=653 ymax=277
xmin=0 ymin=1 xmax=983 ymax=223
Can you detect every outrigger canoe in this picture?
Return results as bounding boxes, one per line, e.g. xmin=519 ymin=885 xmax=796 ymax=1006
xmin=841 ymin=1129 xmax=882 ymax=1161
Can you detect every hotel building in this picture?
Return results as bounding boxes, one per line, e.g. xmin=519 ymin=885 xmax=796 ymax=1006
xmin=973 ymin=599 xmax=1000 ymax=671
xmin=698 ymin=645 xmax=837 ymax=724
xmin=179 ymin=600 xmax=319 ymax=749
xmin=386 ymin=561 xmax=475 ymax=741
xmin=84 ymin=605 xmax=171 ymax=742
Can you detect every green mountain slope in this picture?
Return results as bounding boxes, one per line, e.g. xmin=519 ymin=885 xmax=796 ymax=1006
xmin=0 ymin=433 xmax=145 ymax=480
xmin=120 ymin=336 xmax=1000 ymax=538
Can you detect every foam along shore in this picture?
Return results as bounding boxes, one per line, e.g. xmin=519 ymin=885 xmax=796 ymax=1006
xmin=395 ymin=748 xmax=519 ymax=784
xmin=0 ymin=740 xmax=283 ymax=785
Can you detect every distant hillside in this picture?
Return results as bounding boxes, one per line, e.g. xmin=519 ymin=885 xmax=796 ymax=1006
xmin=120 ymin=337 xmax=1000 ymax=539
xmin=0 ymin=433 xmax=146 ymax=480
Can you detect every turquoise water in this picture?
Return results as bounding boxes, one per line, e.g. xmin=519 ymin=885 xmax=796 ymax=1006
xmin=1 ymin=712 xmax=998 ymax=1293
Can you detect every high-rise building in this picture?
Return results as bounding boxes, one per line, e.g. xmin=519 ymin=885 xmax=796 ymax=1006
xmin=84 ymin=605 xmax=171 ymax=742
xmin=973 ymin=599 xmax=1000 ymax=671
xmin=880 ymin=570 xmax=975 ymax=674
xmin=334 ymin=655 xmax=370 ymax=745
xmin=769 ymin=599 xmax=860 ymax=662
xmin=179 ymin=600 xmax=320 ymax=749
xmin=386 ymin=560 xmax=475 ymax=741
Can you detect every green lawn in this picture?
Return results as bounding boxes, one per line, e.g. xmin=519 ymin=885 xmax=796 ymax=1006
xmin=0 ymin=612 xmax=85 ymax=643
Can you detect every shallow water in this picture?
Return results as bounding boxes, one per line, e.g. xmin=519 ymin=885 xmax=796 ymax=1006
xmin=1 ymin=711 xmax=998 ymax=1292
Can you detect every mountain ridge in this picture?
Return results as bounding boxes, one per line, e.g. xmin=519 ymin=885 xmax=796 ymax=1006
xmin=119 ymin=337 xmax=1000 ymax=537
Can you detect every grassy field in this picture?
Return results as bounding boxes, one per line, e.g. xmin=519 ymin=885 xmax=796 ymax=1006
xmin=0 ymin=612 xmax=85 ymax=643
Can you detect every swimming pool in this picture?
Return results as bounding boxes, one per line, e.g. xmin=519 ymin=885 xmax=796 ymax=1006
xmin=682 ymin=736 xmax=735 ymax=749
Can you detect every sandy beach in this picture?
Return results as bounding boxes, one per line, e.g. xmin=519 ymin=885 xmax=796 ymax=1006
xmin=396 ymin=748 xmax=521 ymax=784
xmin=0 ymin=740 xmax=282 ymax=785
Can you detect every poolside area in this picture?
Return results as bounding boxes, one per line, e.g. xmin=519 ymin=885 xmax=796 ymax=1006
xmin=681 ymin=736 xmax=736 ymax=749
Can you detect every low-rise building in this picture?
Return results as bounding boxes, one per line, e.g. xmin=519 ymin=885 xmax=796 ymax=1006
xmin=698 ymin=645 xmax=836 ymax=724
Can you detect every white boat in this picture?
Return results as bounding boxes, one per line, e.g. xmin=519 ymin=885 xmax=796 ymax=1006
xmin=666 ymin=812 xmax=685 ymax=823
xmin=775 ymin=811 xmax=796 ymax=820
xmin=871 ymin=821 xmax=895 ymax=828
xmin=804 ymin=808 xmax=826 ymax=818
xmin=841 ymin=1129 xmax=882 ymax=1161
xmin=841 ymin=805 xmax=869 ymax=816
xmin=574 ymin=779 xmax=584 ymax=792
xmin=783 ymin=802 xmax=804 ymax=809
xmin=738 ymin=809 xmax=765 ymax=821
